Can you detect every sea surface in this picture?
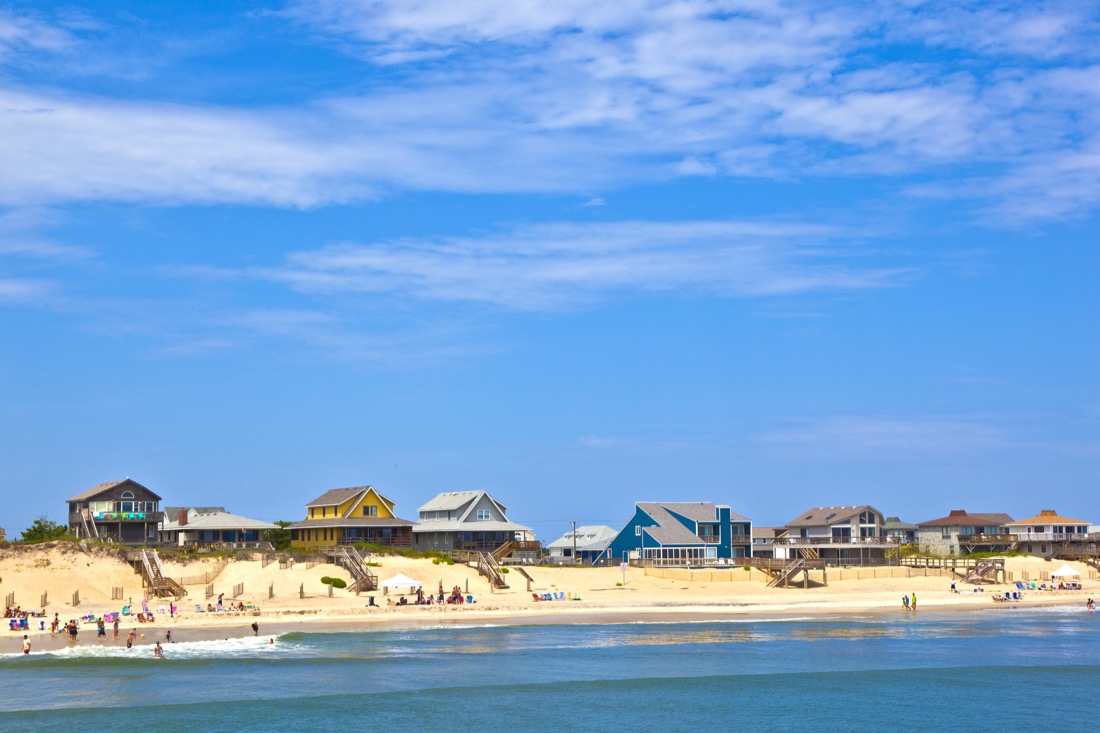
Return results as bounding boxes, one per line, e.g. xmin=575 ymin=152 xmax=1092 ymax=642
xmin=1 ymin=606 xmax=1097 ymax=732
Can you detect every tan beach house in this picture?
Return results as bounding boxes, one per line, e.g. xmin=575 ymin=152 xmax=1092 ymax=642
xmin=916 ymin=509 xmax=1015 ymax=556
xmin=773 ymin=505 xmax=893 ymax=564
xmin=1008 ymin=509 xmax=1094 ymax=558
xmin=287 ymin=485 xmax=414 ymax=549
xmin=67 ymin=478 xmax=163 ymax=544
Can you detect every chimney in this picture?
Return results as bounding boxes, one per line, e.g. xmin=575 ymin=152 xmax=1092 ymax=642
xmin=179 ymin=508 xmax=188 ymax=526
xmin=948 ymin=509 xmax=967 ymax=517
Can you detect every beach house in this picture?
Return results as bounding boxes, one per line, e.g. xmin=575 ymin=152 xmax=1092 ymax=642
xmin=751 ymin=527 xmax=778 ymax=558
xmin=67 ymin=478 xmax=163 ymax=544
xmin=916 ymin=509 xmax=1015 ymax=556
xmin=1008 ymin=509 xmax=1094 ymax=558
xmin=598 ymin=502 xmax=751 ymax=565
xmin=547 ymin=525 xmax=617 ymax=565
xmin=159 ymin=507 xmax=279 ymax=549
xmin=883 ymin=516 xmax=918 ymax=545
xmin=412 ymin=490 xmax=536 ymax=557
xmin=773 ymin=506 xmax=892 ymax=564
xmin=287 ymin=486 xmax=414 ymax=549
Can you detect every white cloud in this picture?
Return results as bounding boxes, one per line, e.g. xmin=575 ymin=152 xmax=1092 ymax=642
xmin=251 ymin=218 xmax=910 ymax=311
xmin=0 ymin=1 xmax=1092 ymax=221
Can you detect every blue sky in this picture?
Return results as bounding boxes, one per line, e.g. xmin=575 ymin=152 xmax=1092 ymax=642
xmin=1 ymin=0 xmax=1098 ymax=540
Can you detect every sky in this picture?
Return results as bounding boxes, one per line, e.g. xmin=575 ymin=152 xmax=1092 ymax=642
xmin=1 ymin=0 xmax=1098 ymax=541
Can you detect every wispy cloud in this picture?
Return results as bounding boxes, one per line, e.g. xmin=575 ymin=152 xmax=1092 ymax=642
xmin=250 ymin=218 xmax=910 ymax=311
xmin=755 ymin=414 xmax=1015 ymax=459
xmin=0 ymin=2 xmax=1092 ymax=221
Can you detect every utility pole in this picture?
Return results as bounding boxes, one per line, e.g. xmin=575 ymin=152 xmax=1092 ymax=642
xmin=571 ymin=520 xmax=577 ymax=565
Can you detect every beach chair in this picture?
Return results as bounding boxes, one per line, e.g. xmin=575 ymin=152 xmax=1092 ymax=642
xmin=466 ymin=595 xmax=474 ymax=604
xmin=194 ymin=604 xmax=205 ymax=613
xmin=1013 ymin=591 xmax=1022 ymax=600
xmin=1016 ymin=582 xmax=1025 ymax=589
xmin=532 ymin=593 xmax=541 ymax=602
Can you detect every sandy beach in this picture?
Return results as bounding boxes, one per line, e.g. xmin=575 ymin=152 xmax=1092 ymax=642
xmin=4 ymin=542 xmax=1096 ymax=653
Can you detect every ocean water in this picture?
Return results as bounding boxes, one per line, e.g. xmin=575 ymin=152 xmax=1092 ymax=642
xmin=1 ymin=606 xmax=1097 ymax=732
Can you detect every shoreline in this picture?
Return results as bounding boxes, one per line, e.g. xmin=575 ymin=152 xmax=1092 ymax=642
xmin=12 ymin=592 xmax=1091 ymax=653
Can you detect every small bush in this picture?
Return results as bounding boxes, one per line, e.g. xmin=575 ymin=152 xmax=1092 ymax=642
xmin=500 ymin=567 xmax=509 ymax=573
xmin=330 ymin=578 xmax=347 ymax=589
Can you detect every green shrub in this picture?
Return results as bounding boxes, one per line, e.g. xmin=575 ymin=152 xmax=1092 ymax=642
xmin=330 ymin=578 xmax=347 ymax=589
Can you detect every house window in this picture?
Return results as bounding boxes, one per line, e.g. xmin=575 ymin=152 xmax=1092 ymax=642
xmin=635 ymin=526 xmax=642 ymax=536
xmin=363 ymin=506 xmax=377 ymax=517
xmin=477 ymin=510 xmax=491 ymax=520
xmin=121 ymin=491 xmax=135 ymax=499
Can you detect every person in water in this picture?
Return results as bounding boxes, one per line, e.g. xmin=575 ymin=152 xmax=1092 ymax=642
xmin=153 ymin=641 xmax=164 ymax=658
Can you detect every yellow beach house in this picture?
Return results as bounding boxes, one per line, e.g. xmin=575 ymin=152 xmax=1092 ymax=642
xmin=288 ymin=485 xmax=414 ymax=549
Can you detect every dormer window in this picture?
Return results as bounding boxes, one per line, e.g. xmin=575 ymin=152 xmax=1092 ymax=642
xmin=476 ymin=510 xmax=491 ymax=520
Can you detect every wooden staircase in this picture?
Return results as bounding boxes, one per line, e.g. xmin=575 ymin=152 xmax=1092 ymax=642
xmin=767 ymin=558 xmax=807 ymax=588
xmin=798 ymin=546 xmax=820 ymax=561
xmin=965 ymin=559 xmax=999 ymax=584
xmin=477 ymin=552 xmax=509 ymax=589
xmin=141 ymin=550 xmax=187 ymax=599
xmin=80 ymin=509 xmax=100 ymax=540
xmin=335 ymin=546 xmax=377 ymax=593
xmin=491 ymin=540 xmax=517 ymax=562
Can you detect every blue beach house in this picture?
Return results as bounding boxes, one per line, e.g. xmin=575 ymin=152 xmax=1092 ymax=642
xmin=598 ymin=502 xmax=751 ymax=565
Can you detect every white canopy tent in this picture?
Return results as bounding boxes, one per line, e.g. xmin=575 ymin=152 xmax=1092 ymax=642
xmin=380 ymin=573 xmax=422 ymax=593
xmin=1051 ymin=564 xmax=1080 ymax=578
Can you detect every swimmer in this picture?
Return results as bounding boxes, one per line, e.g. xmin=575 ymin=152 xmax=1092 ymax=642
xmin=268 ymin=638 xmax=274 ymax=645
xmin=153 ymin=641 xmax=164 ymax=658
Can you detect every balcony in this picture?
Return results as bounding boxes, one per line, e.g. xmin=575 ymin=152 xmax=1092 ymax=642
xmin=1011 ymin=532 xmax=1095 ymax=543
xmin=775 ymin=535 xmax=899 ymax=547
xmin=71 ymin=511 xmax=164 ymax=525
xmin=956 ymin=534 xmax=1015 ymax=545
xmin=337 ymin=535 xmax=413 ymax=548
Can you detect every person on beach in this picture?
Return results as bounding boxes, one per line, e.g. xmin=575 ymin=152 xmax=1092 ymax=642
xmin=126 ymin=628 xmax=136 ymax=649
xmin=22 ymin=635 xmax=30 ymax=655
xmin=67 ymin=620 xmax=78 ymax=643
xmin=113 ymin=618 xmax=120 ymax=639
xmin=170 ymin=603 xmax=176 ymax=619
xmin=950 ymin=580 xmax=956 ymax=593
xmin=911 ymin=593 xmax=917 ymax=610
xmin=50 ymin=613 xmax=59 ymax=633
xmin=902 ymin=595 xmax=910 ymax=610
xmin=1088 ymin=598 xmax=1095 ymax=611
xmin=251 ymin=621 xmax=259 ymax=636
xmin=217 ymin=593 xmax=224 ymax=609
xmin=165 ymin=630 xmax=172 ymax=643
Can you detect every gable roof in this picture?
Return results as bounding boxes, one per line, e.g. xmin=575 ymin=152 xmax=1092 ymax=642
xmin=786 ymin=505 xmax=878 ymax=528
xmin=917 ymin=509 xmax=1014 ymax=527
xmin=1009 ymin=509 xmax=1089 ymax=526
xmin=417 ymin=490 xmax=508 ymax=515
xmin=636 ymin=503 xmax=711 ymax=545
xmin=884 ymin=516 xmax=918 ymax=531
xmin=305 ymin=486 xmax=394 ymax=514
xmin=67 ymin=478 xmax=162 ymax=503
